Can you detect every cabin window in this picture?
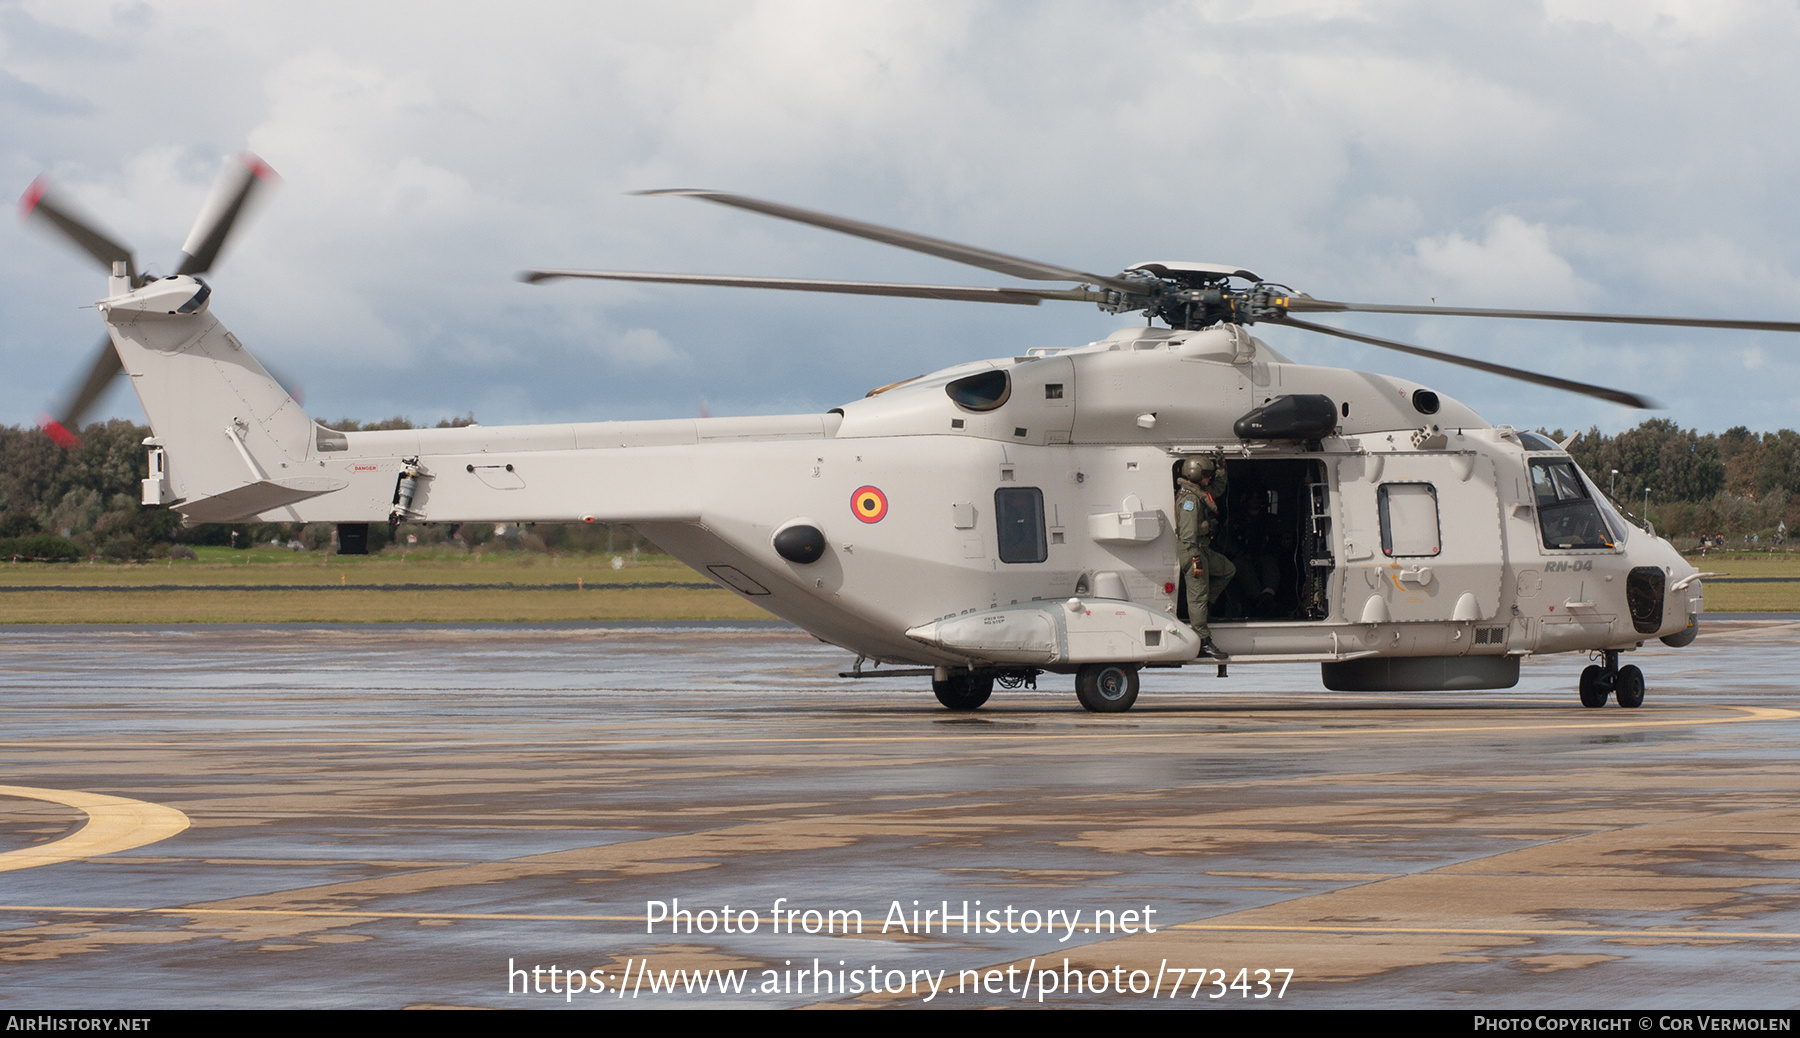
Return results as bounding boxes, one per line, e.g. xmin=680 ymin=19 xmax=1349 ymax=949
xmin=1378 ymin=483 xmax=1441 ymax=557
xmin=995 ymin=486 xmax=1048 ymax=563
xmin=946 ymin=370 xmax=1011 ymax=412
xmin=1529 ymin=459 xmax=1614 ymax=550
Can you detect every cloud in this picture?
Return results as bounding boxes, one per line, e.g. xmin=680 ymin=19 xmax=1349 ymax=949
xmin=4 ymin=1 xmax=1800 ymax=435
xmin=1543 ymin=0 xmax=1768 ymax=48
xmin=0 ymin=66 xmax=88 ymax=115
xmin=1413 ymin=215 xmax=1597 ymax=307
xmin=605 ymin=327 xmax=688 ymax=371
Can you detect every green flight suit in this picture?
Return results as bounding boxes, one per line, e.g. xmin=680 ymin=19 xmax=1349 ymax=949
xmin=1176 ymin=471 xmax=1235 ymax=641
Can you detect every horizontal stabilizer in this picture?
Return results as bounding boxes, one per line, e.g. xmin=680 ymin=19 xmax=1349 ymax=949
xmin=174 ymin=477 xmax=346 ymax=523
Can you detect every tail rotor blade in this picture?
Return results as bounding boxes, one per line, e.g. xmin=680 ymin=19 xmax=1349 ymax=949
xmin=18 ymin=177 xmax=137 ymax=281
xmin=41 ymin=334 xmax=125 ymax=447
xmin=176 ymin=154 xmax=279 ymax=276
xmin=263 ymin=359 xmax=304 ymax=406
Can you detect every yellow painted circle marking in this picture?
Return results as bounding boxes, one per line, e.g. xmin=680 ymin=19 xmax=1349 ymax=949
xmin=0 ymin=785 xmax=190 ymax=873
xmin=4 ymin=705 xmax=1790 ymax=751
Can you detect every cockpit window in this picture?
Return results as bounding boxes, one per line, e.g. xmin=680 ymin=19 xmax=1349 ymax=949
xmin=1530 ymin=459 xmax=1614 ymax=550
xmin=945 ymin=370 xmax=1011 ymax=412
xmin=1518 ymin=431 xmax=1560 ymax=452
xmin=1586 ymin=474 xmax=1632 ymax=546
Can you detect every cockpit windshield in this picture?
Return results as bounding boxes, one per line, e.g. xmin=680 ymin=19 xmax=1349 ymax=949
xmin=1529 ymin=459 xmax=1615 ymax=550
xmin=1580 ymin=467 xmax=1632 ymax=545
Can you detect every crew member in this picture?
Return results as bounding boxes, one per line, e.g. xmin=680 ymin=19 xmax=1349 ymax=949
xmin=1176 ymin=454 xmax=1234 ymax=660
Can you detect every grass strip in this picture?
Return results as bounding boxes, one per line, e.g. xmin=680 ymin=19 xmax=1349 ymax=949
xmin=0 ymin=581 xmax=717 ymax=593
xmin=0 ymin=588 xmax=773 ymax=624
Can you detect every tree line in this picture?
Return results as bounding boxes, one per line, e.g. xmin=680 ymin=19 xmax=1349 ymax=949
xmin=1554 ymin=419 xmax=1799 ymax=544
xmin=3 ymin=417 xmax=1793 ymax=560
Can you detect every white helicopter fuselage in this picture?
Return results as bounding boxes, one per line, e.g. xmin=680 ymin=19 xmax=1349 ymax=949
xmin=110 ymin=271 xmax=1701 ymax=685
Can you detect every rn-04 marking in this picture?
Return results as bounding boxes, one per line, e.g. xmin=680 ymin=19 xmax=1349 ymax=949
xmin=1545 ymin=560 xmax=1596 ymax=572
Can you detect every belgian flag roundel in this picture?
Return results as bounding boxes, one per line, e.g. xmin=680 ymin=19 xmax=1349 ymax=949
xmin=851 ymin=485 xmax=888 ymax=524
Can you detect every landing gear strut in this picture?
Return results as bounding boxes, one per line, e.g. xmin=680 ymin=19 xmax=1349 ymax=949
xmin=1579 ymin=650 xmax=1644 ymax=709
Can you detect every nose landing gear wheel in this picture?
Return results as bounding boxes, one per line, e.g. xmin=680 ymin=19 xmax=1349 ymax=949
xmin=1615 ymin=664 xmax=1645 ymax=708
xmin=1075 ymin=663 xmax=1139 ymax=713
xmin=933 ymin=673 xmax=993 ymax=711
xmin=1579 ymin=665 xmax=1609 ymax=708
xmin=1579 ymin=650 xmax=1645 ymax=709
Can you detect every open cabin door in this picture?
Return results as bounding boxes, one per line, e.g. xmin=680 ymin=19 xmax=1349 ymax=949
xmin=1334 ymin=453 xmax=1504 ymax=624
xmin=1176 ymin=457 xmax=1334 ymax=624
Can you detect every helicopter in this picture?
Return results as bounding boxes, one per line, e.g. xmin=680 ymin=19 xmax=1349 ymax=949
xmin=25 ymin=157 xmax=1789 ymax=714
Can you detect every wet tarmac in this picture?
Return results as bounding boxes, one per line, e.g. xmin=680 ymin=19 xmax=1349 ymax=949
xmin=1 ymin=619 xmax=1797 ymax=1009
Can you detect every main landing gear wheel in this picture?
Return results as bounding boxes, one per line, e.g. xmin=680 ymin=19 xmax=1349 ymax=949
xmin=1075 ymin=663 xmax=1139 ymax=713
xmin=1579 ymin=665 xmax=1609 ymax=708
xmin=933 ymin=673 xmax=992 ymax=711
xmin=1615 ymin=664 xmax=1645 ymax=709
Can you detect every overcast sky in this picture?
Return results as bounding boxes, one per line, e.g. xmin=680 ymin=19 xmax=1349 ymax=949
xmin=5 ymin=0 xmax=1799 ymax=437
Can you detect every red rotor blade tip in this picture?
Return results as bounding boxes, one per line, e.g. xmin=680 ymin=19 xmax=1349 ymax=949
xmin=38 ymin=415 xmax=82 ymax=449
xmin=19 ymin=176 xmax=47 ymax=219
xmin=241 ymin=154 xmax=279 ymax=182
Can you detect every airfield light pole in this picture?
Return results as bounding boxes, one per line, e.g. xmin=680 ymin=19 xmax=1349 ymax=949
xmin=1643 ymin=486 xmax=1651 ymax=527
xmin=1611 ymin=469 xmax=1619 ymax=497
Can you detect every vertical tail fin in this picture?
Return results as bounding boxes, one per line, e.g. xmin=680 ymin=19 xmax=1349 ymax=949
xmin=103 ymin=272 xmax=337 ymax=521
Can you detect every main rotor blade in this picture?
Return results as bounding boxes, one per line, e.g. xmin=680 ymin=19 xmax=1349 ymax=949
xmin=519 ymin=268 xmax=1104 ymax=305
xmin=19 ymin=178 xmax=136 ymax=281
xmin=41 ymin=334 xmax=124 ymax=447
xmin=1276 ymin=316 xmax=1658 ymax=409
xmin=1285 ymin=296 xmax=1800 ymax=334
xmin=176 ymin=154 xmax=279 ymax=276
xmin=637 ymin=189 xmax=1140 ymax=293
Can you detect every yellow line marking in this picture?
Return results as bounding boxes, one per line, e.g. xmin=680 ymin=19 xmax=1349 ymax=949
xmin=0 ymin=786 xmax=190 ymax=873
xmin=0 ymin=905 xmax=1793 ymax=943
xmin=1 ymin=705 xmax=1792 ymax=750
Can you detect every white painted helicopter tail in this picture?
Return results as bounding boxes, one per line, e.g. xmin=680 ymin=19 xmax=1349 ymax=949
xmin=101 ymin=265 xmax=339 ymax=523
